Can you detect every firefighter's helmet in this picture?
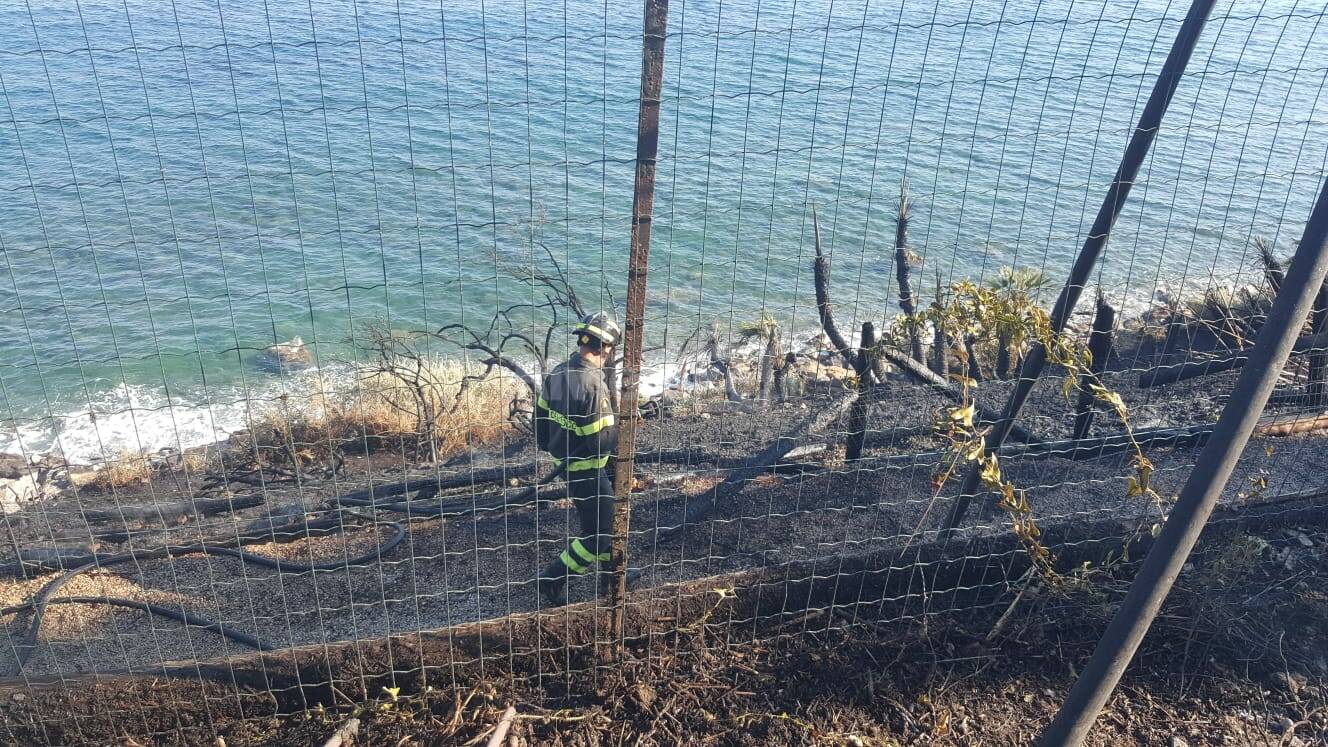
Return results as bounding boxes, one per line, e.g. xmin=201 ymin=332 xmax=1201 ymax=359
xmin=574 ymin=312 xmax=622 ymax=347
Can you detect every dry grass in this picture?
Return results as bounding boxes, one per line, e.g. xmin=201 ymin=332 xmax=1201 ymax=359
xmin=180 ymin=448 xmax=214 ymax=478
xmin=77 ymin=450 xmax=153 ymax=491
xmin=348 ymin=359 xmax=523 ymax=453
xmin=244 ymin=360 xmax=525 ymax=466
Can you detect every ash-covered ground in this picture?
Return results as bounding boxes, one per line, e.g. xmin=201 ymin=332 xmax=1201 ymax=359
xmin=3 ymin=336 xmax=1328 ymax=678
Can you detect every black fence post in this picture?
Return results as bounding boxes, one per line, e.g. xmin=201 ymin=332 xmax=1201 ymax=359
xmin=1038 ymin=174 xmax=1328 ymax=746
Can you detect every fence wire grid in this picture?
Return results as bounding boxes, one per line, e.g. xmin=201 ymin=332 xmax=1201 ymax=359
xmin=2 ymin=0 xmax=1328 ymax=743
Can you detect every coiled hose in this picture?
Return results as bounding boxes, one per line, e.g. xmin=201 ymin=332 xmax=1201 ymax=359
xmin=4 ymin=515 xmax=404 ymax=671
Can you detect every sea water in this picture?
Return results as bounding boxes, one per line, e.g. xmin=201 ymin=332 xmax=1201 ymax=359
xmin=1 ymin=0 xmax=1325 ymax=462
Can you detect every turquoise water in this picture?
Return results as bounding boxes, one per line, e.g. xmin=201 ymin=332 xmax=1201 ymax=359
xmin=1 ymin=0 xmax=1326 ymax=460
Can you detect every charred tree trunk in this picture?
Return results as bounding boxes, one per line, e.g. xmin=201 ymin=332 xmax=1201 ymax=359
xmin=865 ymin=323 xmax=889 ymax=385
xmin=964 ymin=334 xmax=982 ymax=382
xmin=996 ymin=333 xmax=1012 ymax=379
xmin=757 ymin=328 xmax=781 ymax=403
xmin=705 ymin=326 xmax=742 ymax=402
xmin=714 ymin=360 xmax=741 ymax=403
xmin=894 ymin=179 xmax=925 ymax=364
xmin=812 ymin=204 xmax=857 ymax=369
xmin=929 ymin=271 xmax=948 ymax=378
xmin=1256 ymin=237 xmax=1284 ymax=295
xmin=930 ymin=324 xmax=948 ymax=378
xmin=772 ymin=352 xmax=795 ymax=403
xmin=845 ymin=323 xmax=875 ymax=463
xmin=1072 ymin=296 xmax=1117 ymax=440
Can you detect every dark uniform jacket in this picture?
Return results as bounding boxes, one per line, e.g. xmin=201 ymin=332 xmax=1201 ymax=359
xmin=535 ymin=354 xmax=618 ymax=472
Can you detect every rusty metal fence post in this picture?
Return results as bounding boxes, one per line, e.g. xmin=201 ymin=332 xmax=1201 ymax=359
xmin=1038 ymin=173 xmax=1328 ymax=746
xmin=610 ymin=0 xmax=670 ymax=657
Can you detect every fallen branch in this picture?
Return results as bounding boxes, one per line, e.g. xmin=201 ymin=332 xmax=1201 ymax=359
xmin=852 ymin=423 xmax=1218 ymax=474
xmin=0 ymin=545 xmax=97 ymax=577
xmin=335 ymin=462 xmax=542 ymax=504
xmin=986 ymin=571 xmax=1039 ymax=642
xmin=202 ymin=470 xmax=297 ymax=489
xmin=320 ymin=717 xmax=360 ymax=747
xmin=661 ymin=390 xmax=862 ymax=539
xmin=640 ymin=423 xmax=930 ymax=467
xmin=335 ymin=465 xmax=567 ymax=517
xmin=1253 ymin=411 xmax=1328 ymax=437
xmin=1139 ymin=329 xmax=1328 ymax=387
xmin=857 ymin=410 xmax=1328 ymax=474
xmin=485 ymin=706 xmax=518 ymax=747
xmin=83 ymin=493 xmax=265 ymax=525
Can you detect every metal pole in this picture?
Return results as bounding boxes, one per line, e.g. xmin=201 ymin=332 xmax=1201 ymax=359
xmin=610 ymin=0 xmax=669 ymax=657
xmin=942 ymin=0 xmax=1218 ymax=534
xmin=1038 ymin=174 xmax=1328 ymax=746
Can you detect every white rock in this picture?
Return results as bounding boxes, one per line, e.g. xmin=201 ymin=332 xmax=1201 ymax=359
xmin=259 ymin=336 xmax=313 ymax=369
xmin=1 ymin=473 xmax=58 ymax=515
xmin=1169 ymin=737 xmax=1188 ymax=747
xmin=1287 ymin=530 xmax=1314 ymax=548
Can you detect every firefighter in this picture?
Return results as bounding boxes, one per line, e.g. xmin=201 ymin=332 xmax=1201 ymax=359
xmin=534 ymin=311 xmax=622 ymax=607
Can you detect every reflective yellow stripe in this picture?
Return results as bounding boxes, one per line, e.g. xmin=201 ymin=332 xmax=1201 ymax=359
xmin=537 ymin=397 xmax=615 ymax=436
xmin=559 ymin=549 xmax=587 ymax=574
xmin=571 ymin=538 xmax=611 ymax=565
xmin=537 ymin=397 xmax=576 ymax=432
xmin=566 ymin=455 xmax=611 ymax=472
xmin=575 ymin=322 xmax=613 ymax=342
xmin=577 ymin=412 xmax=615 ymax=435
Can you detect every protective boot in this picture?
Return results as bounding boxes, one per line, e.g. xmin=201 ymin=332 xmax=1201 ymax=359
xmin=536 ymin=559 xmax=568 ymax=608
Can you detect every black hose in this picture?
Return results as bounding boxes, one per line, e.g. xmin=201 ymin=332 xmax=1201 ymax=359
xmin=6 ymin=517 xmax=404 ymax=670
xmin=1 ymin=596 xmax=270 ymax=652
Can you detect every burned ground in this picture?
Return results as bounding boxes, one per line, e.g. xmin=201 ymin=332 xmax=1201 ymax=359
xmin=1 ymin=501 xmax=1324 ymax=746
xmin=1 ymin=352 xmax=1325 ymax=677
xmin=2 ymin=329 xmax=1328 ymax=744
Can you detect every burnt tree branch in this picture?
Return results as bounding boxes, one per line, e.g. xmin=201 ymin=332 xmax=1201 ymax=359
xmin=894 ymin=179 xmax=925 ymax=363
xmin=1073 ymin=296 xmax=1116 ymax=440
xmin=812 ymin=203 xmax=858 ymax=370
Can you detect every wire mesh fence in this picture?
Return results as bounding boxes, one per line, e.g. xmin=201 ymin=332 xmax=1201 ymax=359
xmin=2 ymin=0 xmax=1327 ymax=743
